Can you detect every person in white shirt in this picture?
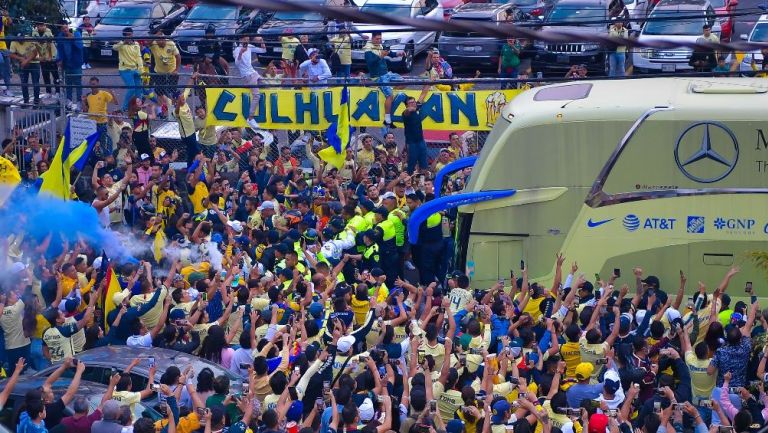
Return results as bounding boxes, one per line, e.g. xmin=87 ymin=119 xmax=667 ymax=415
xmin=126 ymin=296 xmax=171 ymax=348
xmin=298 ymin=48 xmax=333 ymax=87
xmin=233 ymin=35 xmax=266 ymax=131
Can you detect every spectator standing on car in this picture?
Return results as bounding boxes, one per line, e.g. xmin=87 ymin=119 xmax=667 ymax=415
xmin=299 ymin=48 xmax=333 ymax=86
xmin=364 ymin=32 xmax=404 ymax=128
xmin=402 ymin=86 xmax=430 ymax=174
xmin=149 ymin=29 xmax=181 ymax=113
xmin=10 ymin=30 xmax=42 ymax=105
xmin=83 ymin=77 xmax=118 ymax=154
xmin=56 ymin=23 xmax=85 ymax=110
xmin=32 ymin=22 xmax=60 ymax=98
xmin=233 ymin=35 xmax=266 ymax=131
xmin=498 ymin=38 xmax=521 ymax=89
xmin=113 ymin=28 xmax=144 ymax=111
xmin=608 ymin=19 xmax=628 ymax=77
xmin=0 ymin=9 xmax=13 ymax=95
xmin=79 ymin=16 xmax=94 ymax=69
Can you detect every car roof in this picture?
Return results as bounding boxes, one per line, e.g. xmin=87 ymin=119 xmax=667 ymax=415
xmin=32 ymin=347 xmax=241 ymax=382
xmin=362 ymin=0 xmax=414 ymax=4
xmin=654 ymin=0 xmax=711 ymax=9
xmin=756 ymin=13 xmax=768 ymax=22
xmin=0 ymin=377 xmax=108 ymax=398
xmin=552 ymin=0 xmax=608 ymax=6
xmin=452 ymin=2 xmax=511 ymax=16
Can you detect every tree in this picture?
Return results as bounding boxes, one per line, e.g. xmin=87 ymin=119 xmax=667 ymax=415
xmin=3 ymin=0 xmax=65 ymax=36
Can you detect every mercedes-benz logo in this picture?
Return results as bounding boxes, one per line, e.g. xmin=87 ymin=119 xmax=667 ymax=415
xmin=674 ymin=122 xmax=739 ymax=183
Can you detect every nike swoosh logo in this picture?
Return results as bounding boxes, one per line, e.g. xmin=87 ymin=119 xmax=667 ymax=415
xmin=587 ymin=218 xmax=614 ymax=228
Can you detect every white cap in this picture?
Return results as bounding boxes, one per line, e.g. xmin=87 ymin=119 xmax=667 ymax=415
xmin=257 ymin=201 xmax=275 ymax=211
xmin=359 ymin=398 xmax=374 ymax=422
xmin=381 ymin=192 xmax=396 ymax=200
xmin=140 ymin=153 xmax=150 ymax=161
xmin=666 ymin=308 xmax=681 ymax=323
xmin=92 ymin=256 xmax=103 ymax=270
xmin=337 ymin=335 xmax=356 ymax=353
xmin=635 ymin=309 xmax=646 ymax=325
xmin=227 ymin=220 xmax=244 ymax=233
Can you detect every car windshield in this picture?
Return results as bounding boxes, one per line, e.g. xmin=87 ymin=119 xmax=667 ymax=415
xmin=443 ymin=17 xmax=496 ymax=36
xmin=100 ymin=6 xmax=151 ymax=26
xmin=643 ymin=11 xmax=705 ymax=35
xmin=272 ymin=10 xmax=324 ymax=21
xmin=507 ymin=0 xmax=539 ymax=7
xmin=361 ymin=3 xmax=415 ymax=17
xmin=750 ymin=23 xmax=768 ymax=41
xmin=85 ymin=395 xmax=161 ymax=422
xmin=187 ymin=5 xmax=238 ymax=21
xmin=62 ymin=0 xmax=89 ymax=17
xmin=547 ymin=6 xmax=606 ymax=24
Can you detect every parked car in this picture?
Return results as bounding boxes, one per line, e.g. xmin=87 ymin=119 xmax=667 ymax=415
xmin=735 ymin=14 xmax=768 ymax=74
xmin=0 ymin=377 xmax=161 ymax=431
xmin=711 ymin=0 xmax=737 ymax=41
xmin=257 ymin=0 xmax=352 ymax=65
xmin=31 ymin=346 xmax=241 ymax=390
xmin=532 ymin=0 xmax=611 ymax=75
xmin=172 ymin=3 xmax=273 ymax=60
xmin=506 ymin=0 xmax=556 ymax=19
xmin=632 ymin=0 xmax=719 ymax=74
xmin=438 ymin=3 xmax=526 ymax=71
xmin=62 ymin=0 xmax=111 ymax=27
xmin=349 ymin=0 xmax=443 ymax=72
xmin=92 ymin=0 xmax=188 ymax=61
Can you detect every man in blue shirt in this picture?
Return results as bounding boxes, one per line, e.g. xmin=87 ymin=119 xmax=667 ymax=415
xmin=363 ymin=32 xmax=404 ymax=128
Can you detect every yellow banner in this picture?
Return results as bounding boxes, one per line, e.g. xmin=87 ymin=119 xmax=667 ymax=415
xmin=205 ymin=87 xmax=522 ymax=131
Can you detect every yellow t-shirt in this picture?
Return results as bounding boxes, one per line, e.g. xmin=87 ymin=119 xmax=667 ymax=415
xmin=522 ymin=294 xmax=549 ymax=322
xmin=10 ymin=41 xmax=41 ymax=64
xmin=176 ymin=89 xmax=195 ymax=138
xmin=448 ymin=288 xmax=472 ymax=312
xmin=111 ymin=390 xmax=142 ymax=415
xmin=113 ymin=42 xmax=143 ymax=70
xmin=150 ymin=41 xmax=179 ymax=74
xmin=357 ymin=148 xmax=375 ymax=168
xmin=579 ymin=337 xmax=609 ymax=380
xmin=129 ymin=288 xmax=168 ymax=329
xmin=0 ymin=17 xmax=10 ymax=51
xmin=31 ymin=28 xmax=56 ymax=61
xmin=65 ymin=316 xmax=86 ymax=354
xmin=193 ymin=323 xmax=216 ymax=348
xmin=686 ymin=350 xmax=716 ymax=401
xmin=190 ymin=182 xmax=210 ymax=214
xmin=560 ymin=341 xmax=582 ymax=379
xmin=43 ymin=326 xmax=74 ymax=362
xmin=2 ymin=301 xmax=30 ymax=349
xmin=420 ymin=341 xmax=445 ymax=368
xmin=350 ymin=297 xmax=370 ymax=326
xmin=280 ymin=36 xmax=299 ymax=61
xmin=34 ymin=314 xmax=49 ymax=339
xmin=86 ymin=91 xmax=114 ymax=124
xmin=434 ymin=382 xmax=463 ymax=421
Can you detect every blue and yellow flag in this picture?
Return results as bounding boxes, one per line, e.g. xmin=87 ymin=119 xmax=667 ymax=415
xmin=39 ymin=119 xmax=99 ymax=199
xmin=0 ymin=155 xmax=21 ymax=206
xmin=319 ymin=86 xmax=352 ymax=170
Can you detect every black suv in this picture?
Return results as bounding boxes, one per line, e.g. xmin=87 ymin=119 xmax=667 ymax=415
xmin=92 ymin=0 xmax=188 ymax=61
xmin=532 ymin=0 xmax=610 ymax=75
xmin=172 ymin=4 xmax=273 ymax=60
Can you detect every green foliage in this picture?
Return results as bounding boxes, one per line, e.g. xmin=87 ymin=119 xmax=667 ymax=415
xmin=3 ymin=0 xmax=65 ymax=36
xmin=747 ymin=251 xmax=768 ymax=279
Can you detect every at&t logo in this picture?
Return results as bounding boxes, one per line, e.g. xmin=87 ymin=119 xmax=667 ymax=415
xmin=623 ymin=214 xmax=677 ymax=232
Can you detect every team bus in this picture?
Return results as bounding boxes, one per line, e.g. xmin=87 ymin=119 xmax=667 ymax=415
xmin=454 ymin=77 xmax=768 ymax=291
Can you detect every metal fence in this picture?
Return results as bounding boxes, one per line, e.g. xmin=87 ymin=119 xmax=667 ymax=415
xmin=7 ymin=105 xmax=61 ymax=174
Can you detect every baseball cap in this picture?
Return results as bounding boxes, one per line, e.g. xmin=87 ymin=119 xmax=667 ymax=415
xmin=359 ymin=398 xmax=375 ymax=422
xmin=169 ymin=309 xmax=186 ymax=321
xmin=140 ymin=153 xmax=150 ymax=161
xmin=371 ymin=268 xmax=384 ymax=278
xmin=307 ymin=48 xmax=319 ymax=57
xmin=113 ymin=289 xmax=130 ymax=306
xmin=227 ymin=220 xmax=244 ymax=234
xmin=337 ymin=335 xmax=355 ymax=353
xmin=491 ymin=400 xmax=511 ymax=424
xmin=575 ymin=362 xmax=594 ymax=380
xmin=308 ymin=302 xmax=324 ymax=319
xmin=381 ymin=191 xmax=396 ymax=200
xmin=286 ymin=401 xmax=303 ymax=422
xmin=588 ymin=414 xmax=609 ymax=433
xmin=642 ymin=275 xmax=660 ymax=287
xmin=446 ymin=420 xmax=465 ymax=433
xmin=257 ymin=201 xmax=275 ymax=211
xmin=603 ymin=369 xmax=621 ymax=394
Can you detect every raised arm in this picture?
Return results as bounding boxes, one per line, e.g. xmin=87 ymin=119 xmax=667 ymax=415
xmin=0 ymin=358 xmax=26 ymax=409
xmin=61 ymin=361 xmax=87 ymax=405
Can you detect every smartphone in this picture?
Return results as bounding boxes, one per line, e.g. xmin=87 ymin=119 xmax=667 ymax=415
xmin=429 ymin=400 xmax=437 ymax=413
xmin=687 ymin=297 xmax=694 ymax=309
xmin=520 ymin=260 xmax=525 ymax=270
xmin=564 ymin=408 xmax=581 ymax=417
xmin=718 ymin=427 xmax=735 ymax=433
xmin=594 ymin=273 xmax=600 ymax=282
xmin=111 ymin=367 xmax=119 ymax=376
xmin=653 ymin=401 xmax=661 ymax=413
xmin=72 ymin=358 xmax=79 ymax=366
xmin=458 ymin=354 xmax=466 ymax=365
xmin=151 ymin=383 xmax=161 ymax=391
xmin=728 ymin=386 xmax=740 ymax=393
xmin=671 ymin=403 xmax=683 ymax=411
xmin=201 ymin=292 xmax=208 ymax=302
xmin=418 ymin=350 xmax=426 ymax=364
xmin=359 ymin=354 xmax=368 ymax=362
xmin=746 ymin=282 xmax=753 ymax=292
xmin=323 ymin=380 xmax=331 ymax=395
xmin=595 ymin=358 xmax=608 ymax=365
xmin=378 ymin=395 xmax=385 ymax=403
xmin=240 ymin=363 xmax=251 ymax=369
xmin=148 ymin=356 xmax=155 ymax=368
xmin=196 ymin=407 xmax=206 ymax=416
xmin=613 ymin=268 xmax=621 ymax=278
xmin=315 ymin=397 xmax=325 ymax=411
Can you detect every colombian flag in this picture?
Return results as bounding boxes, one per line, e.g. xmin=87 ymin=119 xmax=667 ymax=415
xmin=319 ymin=86 xmax=352 ymax=170
xmin=39 ymin=119 xmax=99 ymax=200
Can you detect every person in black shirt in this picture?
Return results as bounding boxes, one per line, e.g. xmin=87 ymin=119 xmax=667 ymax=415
xmin=24 ymin=357 xmax=87 ymax=428
xmin=402 ymin=86 xmax=430 ymax=174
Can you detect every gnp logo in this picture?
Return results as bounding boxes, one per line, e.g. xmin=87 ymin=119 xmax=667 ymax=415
xmin=623 ymin=214 xmax=677 ymax=232
xmin=713 ymin=217 xmax=756 ymax=233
